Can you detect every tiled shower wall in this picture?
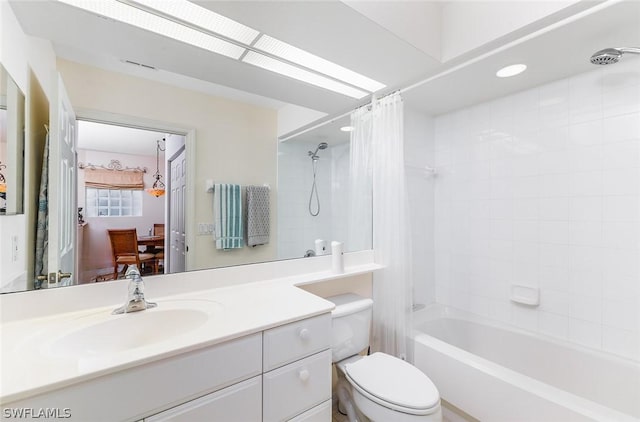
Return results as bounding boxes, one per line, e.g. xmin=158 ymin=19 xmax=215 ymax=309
xmin=433 ymin=60 xmax=640 ymax=360
xmin=277 ymin=141 xmax=351 ymax=259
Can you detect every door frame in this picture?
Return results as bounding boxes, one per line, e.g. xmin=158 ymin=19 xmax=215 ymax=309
xmin=73 ymin=108 xmax=196 ymax=272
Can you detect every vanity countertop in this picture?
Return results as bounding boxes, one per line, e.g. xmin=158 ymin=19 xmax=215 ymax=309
xmin=0 ymin=281 xmax=335 ymax=404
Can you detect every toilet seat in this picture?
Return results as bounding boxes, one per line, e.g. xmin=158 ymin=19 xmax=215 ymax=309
xmin=344 ymin=353 xmax=440 ymax=416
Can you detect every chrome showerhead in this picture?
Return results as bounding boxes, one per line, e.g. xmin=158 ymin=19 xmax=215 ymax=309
xmin=590 ymin=47 xmax=640 ymax=65
xmin=308 ymin=142 xmax=329 ymax=160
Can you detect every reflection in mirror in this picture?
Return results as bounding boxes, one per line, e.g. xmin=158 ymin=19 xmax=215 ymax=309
xmin=0 ymin=64 xmax=25 ymax=216
xmin=0 ymin=3 xmax=373 ymax=294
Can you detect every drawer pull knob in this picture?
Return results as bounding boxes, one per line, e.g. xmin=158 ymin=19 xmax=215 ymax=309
xmin=298 ymin=369 xmax=310 ymax=382
xmin=299 ymin=328 xmax=310 ymax=341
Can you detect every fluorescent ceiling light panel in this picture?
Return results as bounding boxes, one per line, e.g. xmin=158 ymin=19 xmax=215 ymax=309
xmin=243 ymin=51 xmax=369 ymax=99
xmin=59 ymin=0 xmax=246 ymax=59
xmin=126 ymin=0 xmax=260 ymax=45
xmin=254 ymin=35 xmax=386 ymax=93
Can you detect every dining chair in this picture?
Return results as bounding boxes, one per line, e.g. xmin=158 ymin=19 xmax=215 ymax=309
xmin=107 ymin=229 xmax=156 ymax=279
xmin=152 ymin=223 xmax=165 ymax=273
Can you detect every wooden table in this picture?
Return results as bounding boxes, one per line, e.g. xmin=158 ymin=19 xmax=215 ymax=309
xmin=137 ymin=235 xmax=165 ymax=250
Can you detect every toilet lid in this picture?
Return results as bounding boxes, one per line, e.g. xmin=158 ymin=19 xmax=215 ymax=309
xmin=345 ymin=353 xmax=440 ymax=412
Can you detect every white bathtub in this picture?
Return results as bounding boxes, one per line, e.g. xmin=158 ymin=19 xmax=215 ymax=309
xmin=413 ymin=305 xmax=640 ymax=422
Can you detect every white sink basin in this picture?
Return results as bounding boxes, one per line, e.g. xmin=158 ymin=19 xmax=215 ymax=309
xmin=45 ymin=300 xmax=221 ymax=358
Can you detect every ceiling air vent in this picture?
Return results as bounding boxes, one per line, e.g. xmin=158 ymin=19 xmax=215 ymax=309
xmin=121 ymin=59 xmax=157 ymax=71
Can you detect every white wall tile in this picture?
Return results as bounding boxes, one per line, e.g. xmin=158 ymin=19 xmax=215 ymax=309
xmin=569 ymin=294 xmax=602 ymax=323
xmin=602 ymin=327 xmax=640 ymax=360
xmin=602 ymin=140 xmax=640 ymax=169
xmin=539 ymin=289 xmax=569 ymax=315
xmin=433 ymin=65 xmax=640 ymax=358
xmin=568 ymin=318 xmax=602 ymax=349
xmin=569 ymin=120 xmax=602 ymax=147
xmin=569 ymin=220 xmax=603 ymax=247
xmin=539 ymin=311 xmax=569 ymax=339
xmin=603 ymin=112 xmax=640 ymax=143
xmin=569 ymin=196 xmax=602 ymax=221
xmin=603 ymin=195 xmax=640 ymax=221
xmin=603 ymin=299 xmax=640 ymax=332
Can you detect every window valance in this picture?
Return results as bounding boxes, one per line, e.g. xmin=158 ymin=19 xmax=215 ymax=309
xmin=84 ymin=168 xmax=144 ymax=190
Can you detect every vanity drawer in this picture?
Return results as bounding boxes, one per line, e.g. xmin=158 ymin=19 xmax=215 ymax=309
xmin=263 ymin=349 xmax=332 ymax=422
xmin=146 ymin=376 xmax=261 ymax=422
xmin=263 ymin=313 xmax=331 ymax=371
xmin=288 ymin=399 xmax=331 ymax=421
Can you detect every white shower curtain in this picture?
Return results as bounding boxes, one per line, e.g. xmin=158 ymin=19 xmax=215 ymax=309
xmin=348 ymin=106 xmax=373 ymax=252
xmin=350 ymin=92 xmax=413 ymax=359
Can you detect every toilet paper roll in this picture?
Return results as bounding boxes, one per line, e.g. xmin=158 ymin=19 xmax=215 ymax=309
xmin=315 ymin=239 xmax=327 ymax=256
xmin=331 ymin=241 xmax=344 ymax=273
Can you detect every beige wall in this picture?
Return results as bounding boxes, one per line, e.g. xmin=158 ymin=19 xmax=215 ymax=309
xmin=58 ymin=59 xmax=278 ymax=271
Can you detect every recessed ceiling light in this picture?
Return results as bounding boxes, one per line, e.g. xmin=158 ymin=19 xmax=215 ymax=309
xmin=59 ymin=0 xmax=246 ymax=59
xmin=254 ymin=35 xmax=386 ymax=92
xmin=242 ymin=51 xmax=369 ymax=99
xmin=496 ymin=64 xmax=527 ymax=78
xmin=340 ymin=126 xmax=354 ymax=132
xmin=125 ymin=0 xmax=260 ymax=45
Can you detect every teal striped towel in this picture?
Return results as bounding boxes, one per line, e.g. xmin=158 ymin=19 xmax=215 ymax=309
xmin=213 ymin=184 xmax=244 ymax=250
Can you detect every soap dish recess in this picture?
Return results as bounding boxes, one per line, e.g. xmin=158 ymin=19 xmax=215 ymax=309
xmin=510 ymin=285 xmax=539 ymax=306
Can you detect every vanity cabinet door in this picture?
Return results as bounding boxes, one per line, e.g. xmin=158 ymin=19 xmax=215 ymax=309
xmin=263 ymin=349 xmax=332 ymax=422
xmin=145 ymin=376 xmax=261 ymax=422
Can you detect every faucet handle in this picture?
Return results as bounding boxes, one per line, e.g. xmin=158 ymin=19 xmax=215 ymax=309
xmin=125 ymin=265 xmax=141 ymax=279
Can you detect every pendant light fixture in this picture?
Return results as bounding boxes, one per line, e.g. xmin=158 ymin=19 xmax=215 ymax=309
xmin=146 ymin=139 xmax=166 ymax=197
xmin=0 ymin=162 xmax=6 ymax=192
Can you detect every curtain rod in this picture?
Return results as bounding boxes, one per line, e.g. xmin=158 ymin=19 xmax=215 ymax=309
xmin=78 ymin=159 xmax=147 ymax=173
xmin=280 ymin=0 xmax=614 ymax=142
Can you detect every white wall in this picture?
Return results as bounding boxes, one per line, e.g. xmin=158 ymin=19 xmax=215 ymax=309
xmin=57 ymin=59 xmax=279 ymax=272
xmin=432 ymin=59 xmax=640 ymax=360
xmin=404 ymin=106 xmax=435 ymax=307
xmin=277 ymin=104 xmax=327 ymax=138
xmin=440 ymin=1 xmax=579 ymax=61
xmin=0 ymin=1 xmax=56 ymax=291
xmin=0 ymin=214 xmax=26 ymax=292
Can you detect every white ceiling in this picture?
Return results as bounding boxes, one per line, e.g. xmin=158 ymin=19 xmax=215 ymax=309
xmin=8 ymin=0 xmax=640 ymax=147
xmin=9 ymin=0 xmax=440 ymax=115
xmin=77 ymin=120 xmax=168 ymax=156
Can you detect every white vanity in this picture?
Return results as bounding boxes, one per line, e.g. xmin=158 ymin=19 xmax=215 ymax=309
xmin=0 ymin=280 xmax=347 ymax=421
xmin=1 ymin=252 xmax=379 ymax=421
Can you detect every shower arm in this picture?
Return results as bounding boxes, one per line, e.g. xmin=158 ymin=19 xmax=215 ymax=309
xmin=618 ymin=47 xmax=640 ymax=54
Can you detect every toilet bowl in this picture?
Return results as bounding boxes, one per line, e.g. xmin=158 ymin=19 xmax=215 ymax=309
xmin=327 ymin=294 xmax=442 ymax=422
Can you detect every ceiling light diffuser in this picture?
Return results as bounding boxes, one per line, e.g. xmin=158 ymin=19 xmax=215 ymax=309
xmin=340 ymin=126 xmax=354 ymax=132
xmin=59 ymin=0 xmax=246 ymax=59
xmin=254 ymin=35 xmax=386 ymax=92
xmin=242 ymin=51 xmax=369 ymax=99
xmin=125 ymin=0 xmax=260 ymax=45
xmin=496 ymin=64 xmax=527 ymax=78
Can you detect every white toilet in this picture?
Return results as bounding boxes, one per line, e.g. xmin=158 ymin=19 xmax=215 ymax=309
xmin=327 ymin=293 xmax=442 ymax=422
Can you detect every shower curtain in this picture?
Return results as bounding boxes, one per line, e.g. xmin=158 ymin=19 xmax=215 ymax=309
xmin=350 ymin=92 xmax=413 ymax=359
xmin=34 ymin=134 xmax=49 ymax=289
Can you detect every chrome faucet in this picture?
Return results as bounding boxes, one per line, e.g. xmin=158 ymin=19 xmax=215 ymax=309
xmin=112 ymin=265 xmax=157 ymax=314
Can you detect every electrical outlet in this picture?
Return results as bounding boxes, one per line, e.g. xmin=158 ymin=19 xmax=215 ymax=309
xmin=197 ymin=223 xmax=214 ymax=235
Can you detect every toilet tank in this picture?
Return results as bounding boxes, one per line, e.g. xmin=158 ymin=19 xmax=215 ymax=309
xmin=326 ymin=293 xmax=373 ymax=362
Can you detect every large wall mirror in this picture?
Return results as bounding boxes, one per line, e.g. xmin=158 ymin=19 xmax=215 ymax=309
xmin=0 ymin=64 xmax=25 ymax=216
xmin=1 ymin=1 xmax=373 ymax=294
